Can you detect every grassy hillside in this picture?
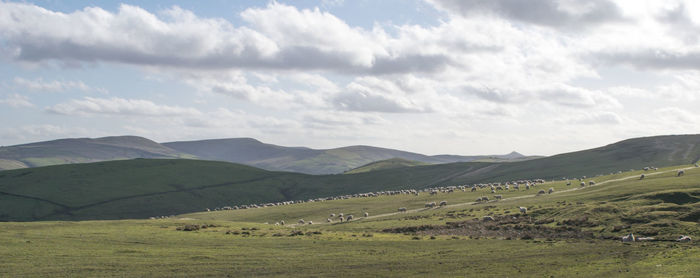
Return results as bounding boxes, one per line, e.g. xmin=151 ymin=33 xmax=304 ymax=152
xmin=164 ymin=138 xmax=530 ymax=174
xmin=1 ymin=134 xmax=700 ymax=221
xmin=1 ymin=165 xmax=697 ymax=277
xmin=344 ymin=158 xmax=429 ymax=174
xmin=0 ymin=136 xmax=193 ymax=170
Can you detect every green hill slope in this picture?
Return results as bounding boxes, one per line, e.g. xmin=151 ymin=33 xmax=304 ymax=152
xmin=344 ymin=158 xmax=429 ymax=174
xmin=0 ymin=136 xmax=193 ymax=170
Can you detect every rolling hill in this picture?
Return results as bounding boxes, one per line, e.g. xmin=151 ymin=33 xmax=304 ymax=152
xmin=0 ymin=136 xmax=194 ymax=170
xmin=344 ymin=158 xmax=429 ymax=174
xmin=163 ymin=138 xmax=534 ymax=174
xmin=1 ymin=134 xmax=699 ymax=222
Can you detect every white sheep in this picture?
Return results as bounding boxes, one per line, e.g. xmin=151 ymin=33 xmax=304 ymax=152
xmin=494 ymin=195 xmax=502 ymax=200
xmin=471 ymin=187 xmax=477 ymax=192
xmin=548 ymin=188 xmax=554 ymax=194
xmin=280 ymin=220 xmax=285 ymax=225
xmin=308 ymin=221 xmax=313 ymax=225
xmin=677 ymin=235 xmax=692 ymax=242
xmin=346 ymin=215 xmax=354 ymax=221
xmin=519 ymin=207 xmax=527 ymax=214
xmin=298 ymin=219 xmax=305 ymax=225
xmin=580 ymin=182 xmax=586 ymax=187
xmin=339 ymin=216 xmax=344 ymax=222
xmin=475 ymin=197 xmax=482 ymax=202
xmin=364 ymin=212 xmax=369 ymax=217
xmin=330 ymin=213 xmax=335 ymax=218
xmin=439 ymin=201 xmax=448 ymax=207
xmin=426 ymin=202 xmax=436 ymax=208
xmin=677 ymin=170 xmax=685 ymax=177
xmin=621 ymin=233 xmax=635 ymax=242
xmin=589 ymin=181 xmax=596 ymax=185
xmin=327 ymin=218 xmax=332 ymax=223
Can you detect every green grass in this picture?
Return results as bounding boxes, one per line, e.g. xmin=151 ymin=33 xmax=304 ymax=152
xmin=1 ymin=219 xmax=697 ymax=277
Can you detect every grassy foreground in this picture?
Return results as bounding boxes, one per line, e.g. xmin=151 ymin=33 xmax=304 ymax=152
xmin=1 ymin=165 xmax=698 ymax=277
xmin=1 ymin=220 xmax=697 ymax=277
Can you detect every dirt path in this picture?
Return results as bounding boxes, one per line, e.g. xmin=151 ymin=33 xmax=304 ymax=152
xmin=296 ymin=166 xmax=696 ymax=227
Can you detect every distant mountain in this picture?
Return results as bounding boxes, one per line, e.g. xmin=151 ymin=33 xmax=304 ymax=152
xmin=1 ymin=134 xmax=699 ymax=221
xmin=344 ymin=158 xmax=429 ymax=174
xmin=164 ymin=138 xmax=536 ymax=174
xmin=0 ymin=136 xmax=193 ymax=170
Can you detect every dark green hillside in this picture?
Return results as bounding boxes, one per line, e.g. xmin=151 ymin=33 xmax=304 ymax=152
xmin=0 ymin=159 xmax=498 ymax=222
xmin=0 ymin=136 xmax=193 ymax=170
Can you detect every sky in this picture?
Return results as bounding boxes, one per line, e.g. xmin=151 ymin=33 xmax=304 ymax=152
xmin=0 ymin=0 xmax=699 ymax=156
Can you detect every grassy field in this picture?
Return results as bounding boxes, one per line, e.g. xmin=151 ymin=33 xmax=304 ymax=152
xmin=1 ymin=164 xmax=698 ymax=277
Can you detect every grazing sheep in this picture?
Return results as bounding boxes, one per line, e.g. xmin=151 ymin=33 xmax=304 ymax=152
xmin=398 ymin=207 xmax=407 ymax=212
xmin=327 ymin=218 xmax=332 ymax=223
xmin=346 ymin=215 xmax=354 ymax=221
xmin=426 ymin=202 xmax=436 ymax=208
xmin=677 ymin=170 xmax=685 ymax=177
xmin=339 ymin=216 xmax=344 ymax=222
xmin=566 ymin=181 xmax=571 ymax=186
xmin=491 ymin=189 xmax=496 ymax=194
xmin=280 ymin=220 xmax=285 ymax=225
xmin=298 ymin=219 xmax=305 ymax=225
xmin=475 ymin=197 xmax=482 ymax=202
xmin=482 ymin=196 xmax=489 ymax=201
xmin=275 ymin=222 xmax=280 ymax=226
xmin=548 ymin=188 xmax=554 ymax=194
xmin=308 ymin=221 xmax=313 ymax=225
xmin=677 ymin=235 xmax=692 ymax=242
xmin=482 ymin=216 xmax=495 ymax=221
xmin=589 ymin=181 xmax=596 ymax=185
xmin=580 ymin=182 xmax=586 ymax=187
xmin=621 ymin=233 xmax=635 ymax=242
xmin=537 ymin=189 xmax=546 ymax=195
xmin=439 ymin=200 xmax=448 ymax=207
xmin=640 ymin=174 xmax=645 ymax=180
xmin=330 ymin=213 xmax=335 ymax=218
xmin=364 ymin=212 xmax=369 ymax=217
xmin=695 ymin=164 xmax=699 ymax=168
xmin=338 ymin=213 xmax=344 ymax=218
xmin=525 ymin=185 xmax=530 ymax=190
xmin=519 ymin=207 xmax=527 ymax=214
xmin=430 ymin=191 xmax=438 ymax=196
xmin=471 ymin=187 xmax=477 ymax=192
xmin=494 ymin=195 xmax=502 ymax=200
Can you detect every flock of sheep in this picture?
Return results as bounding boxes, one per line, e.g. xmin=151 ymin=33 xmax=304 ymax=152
xmin=203 ymin=178 xmax=552 ymax=214
xmin=191 ymin=165 xmax=695 ymax=242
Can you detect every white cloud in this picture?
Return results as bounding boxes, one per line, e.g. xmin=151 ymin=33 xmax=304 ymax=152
xmin=654 ymin=107 xmax=697 ymax=123
xmin=563 ymin=111 xmax=623 ymax=125
xmin=0 ymin=93 xmax=33 ymax=108
xmin=14 ymin=77 xmax=90 ymax=92
xmin=46 ymin=97 xmax=201 ymax=117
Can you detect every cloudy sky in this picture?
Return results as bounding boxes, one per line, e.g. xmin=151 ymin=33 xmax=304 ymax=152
xmin=0 ymin=0 xmax=699 ymax=156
